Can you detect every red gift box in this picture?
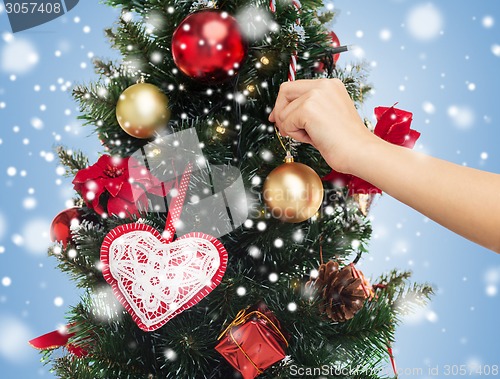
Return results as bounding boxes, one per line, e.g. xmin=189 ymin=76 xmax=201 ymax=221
xmin=215 ymin=303 xmax=288 ymax=379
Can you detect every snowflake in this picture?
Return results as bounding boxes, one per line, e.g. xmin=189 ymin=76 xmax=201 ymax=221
xmin=269 ymin=273 xmax=278 ymax=283
xmin=482 ymin=15 xmax=495 ymax=28
xmin=164 ymin=348 xmax=178 ymax=361
xmin=287 ymin=302 xmax=297 ymax=312
xmin=190 ymin=0 xmax=216 ymax=12
xmin=31 ymin=117 xmax=43 ymax=130
xmin=248 ymin=246 xmax=262 ymax=259
xmin=54 ymin=297 xmax=64 ymax=307
xmin=6 ymin=167 xmax=16 ymax=176
xmin=291 ymin=24 xmax=306 ymax=43
xmin=257 ymin=221 xmax=267 ymax=231
xmin=491 ymin=44 xmax=500 ymax=57
xmin=22 ymin=197 xmax=37 ymax=210
xmin=274 ymin=238 xmax=284 ymax=248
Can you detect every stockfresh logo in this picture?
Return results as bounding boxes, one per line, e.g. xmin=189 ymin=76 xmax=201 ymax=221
xmin=3 ymin=1 xmax=79 ymax=33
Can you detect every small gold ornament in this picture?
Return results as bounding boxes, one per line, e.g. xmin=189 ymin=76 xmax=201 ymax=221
xmin=352 ymin=193 xmax=376 ymax=216
xmin=260 ymin=56 xmax=270 ymax=65
xmin=263 ymin=153 xmax=324 ymax=223
xmin=116 ymin=82 xmax=171 ymax=139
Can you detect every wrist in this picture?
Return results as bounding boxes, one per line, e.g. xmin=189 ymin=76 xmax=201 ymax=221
xmin=344 ymin=132 xmax=387 ymax=177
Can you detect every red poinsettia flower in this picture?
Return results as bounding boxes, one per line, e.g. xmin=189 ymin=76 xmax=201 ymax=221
xmin=373 ymin=106 xmax=420 ymax=148
xmin=73 ymin=155 xmax=169 ymax=217
xmin=323 ymin=106 xmax=421 ymax=194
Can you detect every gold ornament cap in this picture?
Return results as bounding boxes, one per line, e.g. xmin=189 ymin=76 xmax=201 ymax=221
xmin=284 ymin=151 xmax=294 ymax=163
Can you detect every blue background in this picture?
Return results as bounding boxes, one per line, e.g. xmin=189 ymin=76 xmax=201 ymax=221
xmin=0 ymin=1 xmax=499 ymax=378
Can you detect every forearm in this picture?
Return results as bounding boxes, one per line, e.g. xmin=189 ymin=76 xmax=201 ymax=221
xmin=345 ymin=136 xmax=500 ymax=254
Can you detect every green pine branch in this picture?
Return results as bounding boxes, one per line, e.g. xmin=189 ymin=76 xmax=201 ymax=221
xmin=56 ymin=146 xmax=89 ymax=177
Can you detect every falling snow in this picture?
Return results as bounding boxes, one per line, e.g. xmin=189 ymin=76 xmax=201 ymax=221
xmin=379 ymin=28 xmax=392 ymax=41
xmin=22 ymin=197 xmax=37 ymax=210
xmin=485 ymin=285 xmax=497 ymax=297
xmin=21 ymin=219 xmax=51 ymax=255
xmin=257 ymin=221 xmax=267 ymax=231
xmin=6 ymin=167 xmax=17 ymax=176
xmin=406 ymin=3 xmax=444 ymax=41
xmin=0 ymin=316 xmax=33 ymax=363
xmin=351 ymin=46 xmax=365 ymax=59
xmin=248 ymin=246 xmax=262 ymax=259
xmin=0 ymin=213 xmax=5 ymax=240
xmin=447 ymin=105 xmax=475 ymax=129
xmin=491 ymin=44 xmax=500 ymax=57
xmin=482 ymin=15 xmax=495 ymax=28
xmin=164 ymin=348 xmax=178 ymax=361
xmin=89 ymin=286 xmax=124 ymax=322
xmin=0 ymin=2 xmax=498 ymax=378
xmin=422 ymin=101 xmax=436 ymax=114
xmin=236 ymin=6 xmax=278 ymax=40
xmin=31 ymin=117 xmax=44 ymax=130
xmin=1 ymin=37 xmax=39 ymax=74
xmin=53 ymin=297 xmax=64 ymax=307
xmin=484 ymin=267 xmax=500 ymax=297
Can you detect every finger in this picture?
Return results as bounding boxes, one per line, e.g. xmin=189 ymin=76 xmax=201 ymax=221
xmin=278 ymin=124 xmax=313 ymax=145
xmin=270 ymin=79 xmax=320 ymax=122
xmin=275 ymin=94 xmax=308 ymax=129
xmin=288 ymin=129 xmax=314 ymax=145
xmin=269 ymin=109 xmax=276 ymax=122
xmin=274 ymin=95 xmax=307 ymax=137
xmin=279 ymin=103 xmax=315 ymax=145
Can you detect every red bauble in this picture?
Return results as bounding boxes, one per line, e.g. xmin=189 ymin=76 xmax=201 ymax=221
xmin=315 ymin=31 xmax=341 ymax=72
xmin=50 ymin=207 xmax=83 ymax=248
xmin=171 ymin=10 xmax=247 ymax=83
xmin=329 ymin=31 xmax=341 ymax=64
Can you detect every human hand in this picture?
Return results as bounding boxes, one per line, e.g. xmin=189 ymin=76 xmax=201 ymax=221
xmin=269 ymin=78 xmax=377 ymax=174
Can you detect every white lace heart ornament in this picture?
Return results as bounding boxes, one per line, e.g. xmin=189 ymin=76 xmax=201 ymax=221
xmin=100 ymin=163 xmax=228 ymax=332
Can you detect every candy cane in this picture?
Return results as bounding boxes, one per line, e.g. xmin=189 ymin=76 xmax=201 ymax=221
xmin=289 ymin=0 xmax=301 ymax=82
xmin=269 ymin=0 xmax=276 ymax=13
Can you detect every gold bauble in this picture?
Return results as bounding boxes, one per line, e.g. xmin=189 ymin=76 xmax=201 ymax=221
xmin=263 ymin=157 xmax=324 ymax=223
xmin=116 ymin=83 xmax=171 ymax=139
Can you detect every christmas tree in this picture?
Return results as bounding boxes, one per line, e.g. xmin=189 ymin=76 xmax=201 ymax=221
xmin=35 ymin=0 xmax=433 ymax=378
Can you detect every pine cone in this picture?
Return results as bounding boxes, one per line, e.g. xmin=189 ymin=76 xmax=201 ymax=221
xmin=307 ymin=261 xmax=368 ymax=322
